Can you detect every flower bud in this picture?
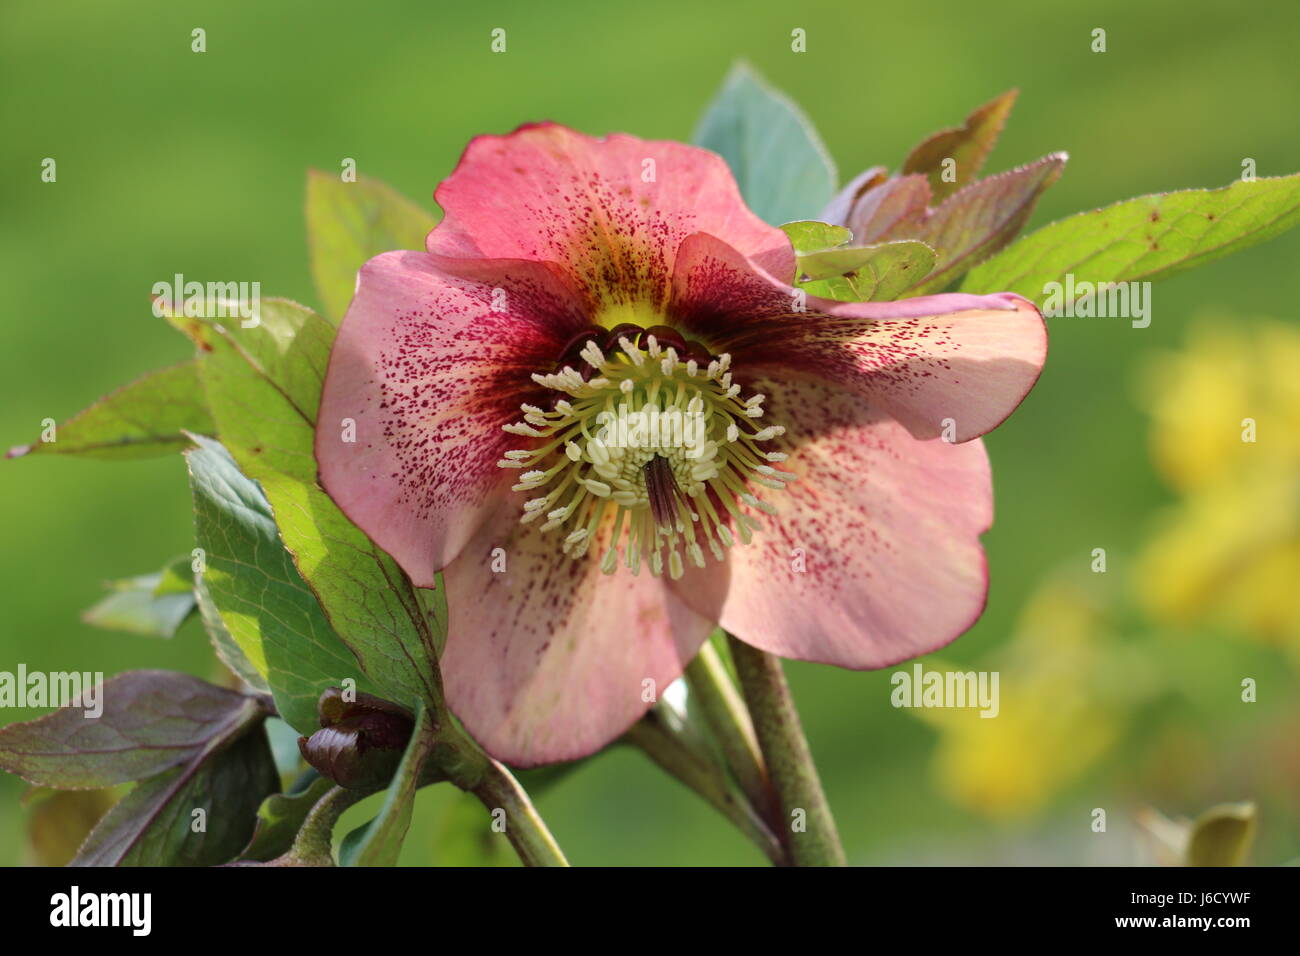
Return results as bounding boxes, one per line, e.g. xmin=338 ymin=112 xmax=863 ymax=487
xmin=297 ymin=688 xmax=414 ymax=790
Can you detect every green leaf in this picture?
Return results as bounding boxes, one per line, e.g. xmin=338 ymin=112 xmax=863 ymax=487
xmin=153 ymin=555 xmax=196 ymax=596
xmin=0 ymin=670 xmax=263 ymax=788
xmin=263 ymin=716 xmax=306 ymax=777
xmin=71 ymin=725 xmax=278 ymax=866
xmin=694 ymin=62 xmax=836 ymax=226
xmin=187 ymin=435 xmax=377 ymax=733
xmin=194 ymin=576 xmax=270 ymax=693
xmin=339 ymin=704 xmax=434 ymax=866
xmin=81 ymin=559 xmax=197 ymax=638
xmin=780 ymin=220 xmax=851 ymax=256
xmin=6 ymin=361 xmax=213 ymax=461
xmin=1187 ymin=801 xmax=1256 ymax=867
xmin=799 ymin=240 xmax=938 ymax=302
xmin=901 ymin=153 xmax=1067 ymax=295
xmin=306 ymin=170 xmax=438 ymax=323
xmin=170 ymin=299 xmax=442 ymax=717
xmin=239 ymin=775 xmax=334 ymax=862
xmin=422 ymin=577 xmax=449 ymax=658
xmin=166 ymin=297 xmax=335 ymax=423
xmin=902 ymin=90 xmax=1019 ymax=203
xmin=963 ymin=173 xmax=1300 ymax=303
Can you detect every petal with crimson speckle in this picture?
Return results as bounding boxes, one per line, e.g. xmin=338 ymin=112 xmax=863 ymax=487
xmin=440 ymin=502 xmax=713 ymax=766
xmin=315 ymin=250 xmax=590 ymax=587
xmin=669 ymin=377 xmax=993 ymax=669
xmin=427 ymin=122 xmax=796 ymax=312
xmin=668 ymin=231 xmax=1047 ymax=442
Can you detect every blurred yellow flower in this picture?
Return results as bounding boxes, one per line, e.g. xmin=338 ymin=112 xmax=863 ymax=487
xmin=1140 ymin=317 xmax=1300 ymax=490
xmin=913 ymin=315 xmax=1300 ymax=822
xmin=1136 ymin=316 xmax=1300 ymax=657
xmin=915 ymin=578 xmax=1144 ymax=819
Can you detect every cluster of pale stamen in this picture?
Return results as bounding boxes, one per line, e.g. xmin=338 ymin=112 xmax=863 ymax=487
xmin=496 ymin=331 xmax=796 ymax=579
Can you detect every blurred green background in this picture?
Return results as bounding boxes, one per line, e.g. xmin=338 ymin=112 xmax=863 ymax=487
xmin=3 ymin=0 xmax=1298 ymax=865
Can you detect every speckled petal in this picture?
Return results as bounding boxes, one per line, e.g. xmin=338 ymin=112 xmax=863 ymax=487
xmin=669 ymin=231 xmax=1046 ymax=442
xmin=315 ymin=250 xmax=590 ymax=587
xmin=426 ymin=122 xmax=797 ymax=312
xmin=440 ymin=502 xmax=714 ymax=766
xmin=669 ymin=378 xmax=993 ymax=668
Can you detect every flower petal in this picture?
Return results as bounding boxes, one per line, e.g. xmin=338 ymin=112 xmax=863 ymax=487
xmin=669 ymin=232 xmax=1047 ymax=442
xmin=440 ymin=503 xmax=713 ymax=766
xmin=315 ymin=250 xmax=589 ymax=587
xmin=427 ymin=122 xmax=796 ymax=311
xmin=670 ymin=378 xmax=993 ymax=668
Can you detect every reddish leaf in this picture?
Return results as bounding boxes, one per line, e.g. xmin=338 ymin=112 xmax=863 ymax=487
xmin=819 ymin=165 xmax=889 ymax=232
xmin=844 ymin=174 xmax=931 ymax=244
xmin=896 ymin=153 xmax=1068 ymax=294
xmin=0 ymin=670 xmax=262 ymax=788
xmin=70 ymin=726 xmax=278 ymax=866
xmin=902 ymin=90 xmax=1019 ymax=202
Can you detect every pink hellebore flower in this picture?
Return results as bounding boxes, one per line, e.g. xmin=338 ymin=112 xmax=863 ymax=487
xmin=316 ymin=123 xmax=1046 ymax=766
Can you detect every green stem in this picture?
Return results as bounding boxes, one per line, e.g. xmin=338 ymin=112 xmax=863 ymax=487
xmin=625 ymin=711 xmax=785 ymax=865
xmin=434 ymin=721 xmax=569 ymax=867
xmin=276 ymin=785 xmax=366 ymax=866
xmin=727 ymin=634 xmax=846 ymax=866
xmin=684 ymin=640 xmax=774 ymax=819
xmin=468 ymin=756 xmax=570 ymax=867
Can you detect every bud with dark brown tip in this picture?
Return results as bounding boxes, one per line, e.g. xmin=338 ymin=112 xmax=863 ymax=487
xmin=297 ymin=688 xmax=415 ymax=790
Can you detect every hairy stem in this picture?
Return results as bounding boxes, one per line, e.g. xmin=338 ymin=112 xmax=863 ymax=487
xmin=277 ymin=785 xmax=366 ymax=866
xmin=727 ymin=634 xmax=846 ymax=866
xmin=434 ymin=721 xmax=569 ymax=867
xmin=467 ymin=755 xmax=570 ymax=867
xmin=684 ymin=639 xmax=774 ymax=819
